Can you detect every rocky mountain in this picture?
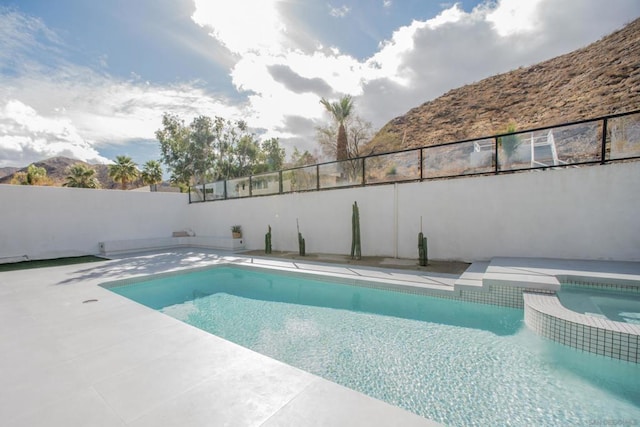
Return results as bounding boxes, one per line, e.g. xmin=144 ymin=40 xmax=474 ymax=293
xmin=0 ymin=167 xmax=19 ymax=179
xmin=368 ymin=18 xmax=640 ymax=153
xmin=0 ymin=157 xmax=123 ymax=189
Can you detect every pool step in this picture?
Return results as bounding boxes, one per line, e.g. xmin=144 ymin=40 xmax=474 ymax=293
xmin=455 ymin=259 xmax=561 ymax=292
xmin=483 ymin=258 xmax=560 ymax=291
xmin=455 ymin=261 xmax=490 ymax=290
xmin=483 ymin=272 xmax=559 ymax=290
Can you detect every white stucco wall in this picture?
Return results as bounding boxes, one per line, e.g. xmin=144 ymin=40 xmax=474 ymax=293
xmin=395 ymin=162 xmax=640 ymax=261
xmin=1 ymin=162 xmax=638 ymax=263
xmin=0 ymin=185 xmax=188 ymax=261
xmin=186 ymin=162 xmax=640 ymax=262
xmin=186 ymin=186 xmax=395 ymax=257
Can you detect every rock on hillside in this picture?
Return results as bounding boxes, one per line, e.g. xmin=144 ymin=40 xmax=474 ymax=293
xmin=368 ymin=17 xmax=640 ymax=153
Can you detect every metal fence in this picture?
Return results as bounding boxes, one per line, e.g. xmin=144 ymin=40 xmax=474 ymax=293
xmin=189 ymin=110 xmax=640 ymax=203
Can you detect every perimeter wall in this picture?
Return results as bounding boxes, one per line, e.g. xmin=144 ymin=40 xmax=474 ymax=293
xmin=1 ymin=161 xmax=638 ymax=262
xmin=186 ymin=161 xmax=640 ymax=262
xmin=0 ymin=185 xmax=188 ymax=261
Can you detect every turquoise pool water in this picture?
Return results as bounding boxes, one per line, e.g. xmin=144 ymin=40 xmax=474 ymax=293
xmin=107 ymin=267 xmax=640 ymax=426
xmin=558 ymin=285 xmax=640 ymax=324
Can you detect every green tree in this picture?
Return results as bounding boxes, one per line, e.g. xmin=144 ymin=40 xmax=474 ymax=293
xmin=141 ymin=160 xmax=163 ymax=191
xmin=156 ymin=113 xmax=216 ymax=186
xmin=289 ymin=147 xmax=318 ymax=167
xmin=189 ymin=115 xmax=217 ymax=183
xmin=10 ymin=164 xmax=51 ymax=186
xmin=213 ymin=117 xmax=248 ymax=179
xmin=108 ymin=155 xmax=139 ymax=190
xmin=259 ymin=138 xmax=285 ymax=172
xmin=229 ymin=134 xmax=259 ymax=177
xmin=63 ymin=163 xmax=100 ymax=188
xmin=320 ymin=95 xmax=354 ymax=161
xmin=156 ymin=113 xmax=285 ymax=184
xmin=156 ymin=113 xmax=193 ymax=185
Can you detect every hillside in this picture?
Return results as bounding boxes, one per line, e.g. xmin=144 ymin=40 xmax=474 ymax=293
xmin=368 ymin=18 xmax=640 ymax=153
xmin=0 ymin=157 xmax=122 ymax=189
xmin=0 ymin=166 xmax=19 ymax=179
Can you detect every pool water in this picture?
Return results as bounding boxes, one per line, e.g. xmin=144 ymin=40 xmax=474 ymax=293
xmin=108 ymin=267 xmax=640 ymax=426
xmin=558 ymin=285 xmax=640 ymax=324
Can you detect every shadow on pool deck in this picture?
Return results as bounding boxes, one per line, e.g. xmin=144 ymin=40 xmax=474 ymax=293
xmin=0 ymin=255 xmax=106 ymax=272
xmin=240 ymin=250 xmax=470 ymax=275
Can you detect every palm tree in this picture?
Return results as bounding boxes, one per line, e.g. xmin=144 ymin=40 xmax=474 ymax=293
xmin=320 ymin=95 xmax=354 ymax=161
xmin=63 ymin=163 xmax=100 ymax=188
xmin=108 ymin=155 xmax=139 ymax=190
xmin=141 ymin=160 xmax=163 ymax=191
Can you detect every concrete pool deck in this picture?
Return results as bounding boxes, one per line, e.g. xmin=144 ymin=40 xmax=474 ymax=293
xmin=0 ymin=249 xmax=442 ymax=427
xmin=2 ymin=249 xmax=640 ymax=426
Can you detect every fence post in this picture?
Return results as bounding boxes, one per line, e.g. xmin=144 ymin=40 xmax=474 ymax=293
xmin=223 ymin=180 xmax=228 ymax=200
xmin=279 ymin=171 xmax=283 ymax=193
xmin=601 ymin=118 xmax=608 ymax=164
xmin=361 ymin=158 xmax=366 ymax=186
xmin=419 ymin=149 xmax=424 ymax=181
xmin=494 ymin=136 xmax=500 ymax=174
xmin=188 ymin=186 xmax=191 ymax=203
xmin=249 ymin=176 xmax=253 ymax=197
xmin=316 ymin=165 xmax=320 ymax=190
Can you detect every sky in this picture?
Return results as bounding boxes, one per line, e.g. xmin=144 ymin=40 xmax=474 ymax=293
xmin=1 ymin=0 xmax=639 ymax=169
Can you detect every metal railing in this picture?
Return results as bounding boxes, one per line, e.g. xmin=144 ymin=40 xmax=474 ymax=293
xmin=189 ymin=109 xmax=640 ymax=203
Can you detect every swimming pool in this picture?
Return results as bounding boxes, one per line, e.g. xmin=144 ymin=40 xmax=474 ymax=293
xmin=105 ymin=266 xmax=640 ymax=426
xmin=558 ymin=285 xmax=640 ymax=324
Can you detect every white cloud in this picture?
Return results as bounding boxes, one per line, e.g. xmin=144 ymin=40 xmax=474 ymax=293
xmin=0 ymin=99 xmax=109 ymax=167
xmin=425 ymin=3 xmax=467 ymax=29
xmin=0 ymin=58 xmax=243 ymax=167
xmin=367 ymin=19 xmax=428 ymax=87
xmin=329 ymin=4 xmax=351 ymax=18
xmin=191 ymin=0 xmax=288 ymax=55
xmin=485 ymin=0 xmax=543 ymax=36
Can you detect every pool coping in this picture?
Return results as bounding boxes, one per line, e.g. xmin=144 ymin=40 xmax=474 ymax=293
xmin=524 ymin=290 xmax=640 ymax=335
xmin=100 ymin=257 xmax=460 ymax=295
